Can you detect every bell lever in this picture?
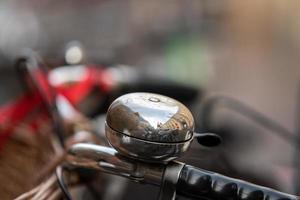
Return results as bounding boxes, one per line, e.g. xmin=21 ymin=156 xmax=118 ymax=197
xmin=194 ymin=132 xmax=222 ymax=147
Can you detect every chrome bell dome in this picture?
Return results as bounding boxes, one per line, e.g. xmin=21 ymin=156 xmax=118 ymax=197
xmin=105 ymin=92 xmax=195 ymax=163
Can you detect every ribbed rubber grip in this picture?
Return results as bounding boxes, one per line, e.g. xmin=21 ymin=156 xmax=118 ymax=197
xmin=177 ymin=165 xmax=299 ymax=200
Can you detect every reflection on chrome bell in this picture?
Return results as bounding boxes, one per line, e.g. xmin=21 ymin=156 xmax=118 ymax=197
xmin=105 ymin=92 xmax=195 ymax=163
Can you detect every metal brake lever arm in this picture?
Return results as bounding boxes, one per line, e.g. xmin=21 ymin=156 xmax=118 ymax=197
xmin=67 ymin=143 xmax=164 ymax=185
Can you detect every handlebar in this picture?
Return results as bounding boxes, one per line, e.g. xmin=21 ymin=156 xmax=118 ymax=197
xmin=67 ymin=143 xmax=299 ymax=200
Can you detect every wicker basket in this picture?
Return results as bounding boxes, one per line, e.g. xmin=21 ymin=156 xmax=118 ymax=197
xmin=0 ymin=119 xmax=55 ymax=200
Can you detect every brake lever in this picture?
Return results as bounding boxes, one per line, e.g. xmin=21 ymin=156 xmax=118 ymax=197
xmin=67 ymin=143 xmax=165 ymax=185
xmin=67 ymin=143 xmax=186 ymax=200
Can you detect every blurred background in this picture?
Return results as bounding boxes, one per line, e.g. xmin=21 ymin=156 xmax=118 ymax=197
xmin=1 ymin=0 xmax=300 ymax=199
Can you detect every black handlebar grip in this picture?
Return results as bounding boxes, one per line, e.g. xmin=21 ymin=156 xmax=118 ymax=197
xmin=177 ymin=165 xmax=299 ymax=200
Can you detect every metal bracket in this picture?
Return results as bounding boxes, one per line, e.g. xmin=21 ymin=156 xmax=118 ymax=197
xmin=158 ymin=161 xmax=185 ymax=200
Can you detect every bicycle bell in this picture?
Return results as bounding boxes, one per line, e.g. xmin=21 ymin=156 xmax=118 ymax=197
xmin=105 ymin=92 xmax=220 ymax=163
